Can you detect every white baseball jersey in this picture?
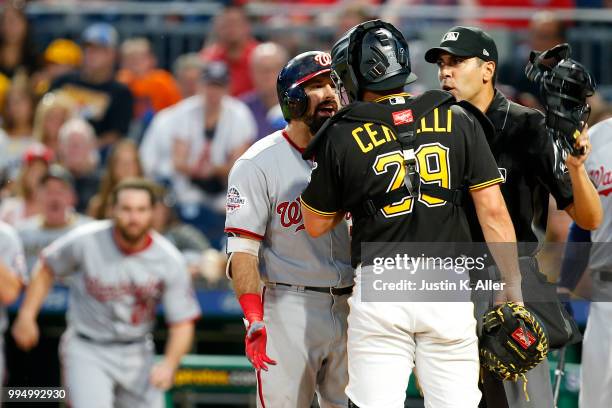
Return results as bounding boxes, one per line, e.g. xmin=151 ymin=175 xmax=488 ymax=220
xmin=17 ymin=214 xmax=92 ymax=274
xmin=0 ymin=221 xmax=26 ymax=333
xmin=580 ymin=118 xmax=612 ymax=408
xmin=41 ymin=220 xmax=201 ymax=341
xmin=225 ymin=130 xmax=353 ymax=287
xmin=585 ymin=118 xmax=612 ymax=270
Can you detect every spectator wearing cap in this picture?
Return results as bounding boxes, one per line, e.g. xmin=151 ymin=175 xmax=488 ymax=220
xmin=56 ymin=118 xmax=101 ymax=213
xmin=117 ymin=38 xmax=181 ymax=122
xmin=201 ymin=6 xmax=259 ymax=97
xmin=240 ymin=42 xmax=288 ymax=141
xmin=17 ymin=164 xmax=91 ymax=274
xmin=50 ymin=23 xmax=133 ymax=152
xmin=0 ymin=144 xmax=53 ymax=226
xmin=32 ymin=39 xmax=82 ymax=96
xmin=140 ymin=61 xmax=256 ymax=247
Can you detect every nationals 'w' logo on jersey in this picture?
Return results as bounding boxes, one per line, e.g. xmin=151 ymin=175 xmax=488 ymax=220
xmin=277 ymin=197 xmax=305 ymax=233
xmin=588 ymin=165 xmax=612 ymax=196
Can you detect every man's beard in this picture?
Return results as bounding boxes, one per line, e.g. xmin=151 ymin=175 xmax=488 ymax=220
xmin=116 ymin=222 xmax=150 ymax=244
xmin=304 ymin=113 xmax=328 ymax=134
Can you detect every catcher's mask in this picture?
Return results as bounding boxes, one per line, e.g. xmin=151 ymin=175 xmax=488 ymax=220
xmin=525 ymin=43 xmax=595 ymax=156
xmin=331 ymin=19 xmax=417 ymax=106
xmin=277 ymin=51 xmax=332 ymax=121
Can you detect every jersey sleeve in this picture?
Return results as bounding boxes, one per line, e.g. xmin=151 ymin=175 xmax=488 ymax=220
xmin=162 ymin=255 xmax=201 ymax=325
xmin=526 ymin=110 xmax=574 ymax=210
xmin=40 ymin=228 xmax=82 ymax=278
xmin=459 ymin=107 xmax=504 ymax=191
xmin=0 ymin=223 xmax=27 ymax=283
xmin=558 ymin=222 xmax=591 ymax=290
xmin=301 ymin=132 xmax=343 ymax=216
xmin=224 ymin=159 xmax=269 ymax=240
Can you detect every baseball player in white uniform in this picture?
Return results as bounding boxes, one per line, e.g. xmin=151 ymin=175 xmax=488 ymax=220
xmin=12 ymin=178 xmax=201 ymax=408
xmin=225 ymin=51 xmax=353 ymax=408
xmin=0 ymin=221 xmax=27 ymax=389
xmin=577 ymin=117 xmax=612 ymax=408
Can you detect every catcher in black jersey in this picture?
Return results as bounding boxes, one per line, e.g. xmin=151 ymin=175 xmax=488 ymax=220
xmin=300 ymin=20 xmax=523 ymax=408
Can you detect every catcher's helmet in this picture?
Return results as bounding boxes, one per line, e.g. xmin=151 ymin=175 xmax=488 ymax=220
xmin=541 ymin=58 xmax=595 ymax=152
xmin=331 ymin=19 xmax=417 ymax=104
xmin=277 ymin=51 xmax=332 ymax=121
xmin=525 ymin=43 xmax=595 ymax=156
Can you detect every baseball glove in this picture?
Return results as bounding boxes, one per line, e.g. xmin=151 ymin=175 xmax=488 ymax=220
xmin=480 ymin=302 xmax=549 ymax=399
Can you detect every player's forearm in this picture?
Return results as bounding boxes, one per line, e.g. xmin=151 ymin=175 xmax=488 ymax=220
xmin=0 ymin=262 xmax=22 ymax=305
xmin=231 ymin=252 xmax=261 ymax=298
xmin=481 ymin=217 xmax=523 ymax=301
xmin=163 ymin=321 xmax=195 ymax=369
xmin=472 ymin=187 xmax=522 ymax=299
xmin=302 ymin=206 xmax=344 ymax=238
xmin=17 ymin=262 xmax=55 ymax=320
xmin=566 ymin=165 xmax=602 ymax=230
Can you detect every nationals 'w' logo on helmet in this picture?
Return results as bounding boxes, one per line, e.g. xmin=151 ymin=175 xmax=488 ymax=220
xmin=314 ymin=53 xmax=332 ymax=66
xmin=277 ymin=51 xmax=333 ymax=121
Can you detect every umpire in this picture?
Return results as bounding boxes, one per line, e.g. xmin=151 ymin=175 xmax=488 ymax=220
xmin=425 ymin=26 xmax=603 ymax=407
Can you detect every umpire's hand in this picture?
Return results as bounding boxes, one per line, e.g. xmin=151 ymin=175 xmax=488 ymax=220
xmin=11 ymin=314 xmax=40 ymax=351
xmin=566 ymin=123 xmax=591 ymax=165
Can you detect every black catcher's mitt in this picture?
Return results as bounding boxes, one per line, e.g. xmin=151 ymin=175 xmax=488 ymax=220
xmin=480 ymin=302 xmax=549 ymax=397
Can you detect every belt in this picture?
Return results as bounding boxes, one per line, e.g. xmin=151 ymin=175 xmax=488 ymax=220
xmin=595 ymin=271 xmax=612 ymax=282
xmin=270 ymin=282 xmax=353 ymax=296
xmin=76 ymin=332 xmax=147 ymax=345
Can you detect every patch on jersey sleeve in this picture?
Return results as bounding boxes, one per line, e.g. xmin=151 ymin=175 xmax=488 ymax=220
xmin=392 ymin=109 xmax=414 ymax=125
xmin=226 ymin=186 xmax=247 ymax=214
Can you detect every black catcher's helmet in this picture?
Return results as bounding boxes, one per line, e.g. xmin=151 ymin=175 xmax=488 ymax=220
xmin=525 ymin=43 xmax=595 ymax=156
xmin=277 ymin=51 xmax=332 ymax=121
xmin=331 ymin=19 xmax=417 ymax=105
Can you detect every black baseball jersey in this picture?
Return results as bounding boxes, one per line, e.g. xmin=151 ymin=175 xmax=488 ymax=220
xmin=301 ymin=93 xmax=503 ymax=267
xmin=464 ymin=90 xmax=573 ymax=253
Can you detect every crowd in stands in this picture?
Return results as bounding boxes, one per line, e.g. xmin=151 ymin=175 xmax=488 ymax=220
xmin=0 ymin=1 xmax=611 ymax=289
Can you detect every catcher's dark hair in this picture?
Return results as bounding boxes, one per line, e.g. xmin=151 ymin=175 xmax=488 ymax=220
xmin=111 ymin=178 xmax=159 ymax=207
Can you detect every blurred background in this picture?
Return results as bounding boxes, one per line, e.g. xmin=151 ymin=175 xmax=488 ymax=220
xmin=0 ymin=0 xmax=610 ymax=406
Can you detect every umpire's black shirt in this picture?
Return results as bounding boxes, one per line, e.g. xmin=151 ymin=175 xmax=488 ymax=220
xmin=301 ymin=92 xmax=503 ymax=267
xmin=465 ymin=90 xmax=574 ymax=254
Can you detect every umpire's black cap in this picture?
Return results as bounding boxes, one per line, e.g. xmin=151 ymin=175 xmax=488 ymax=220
xmin=425 ymin=26 xmax=498 ymax=64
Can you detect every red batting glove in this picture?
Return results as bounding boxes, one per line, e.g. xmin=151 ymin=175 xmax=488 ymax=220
xmin=245 ymin=321 xmax=276 ymax=370
xmin=239 ymin=294 xmax=277 ymax=371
